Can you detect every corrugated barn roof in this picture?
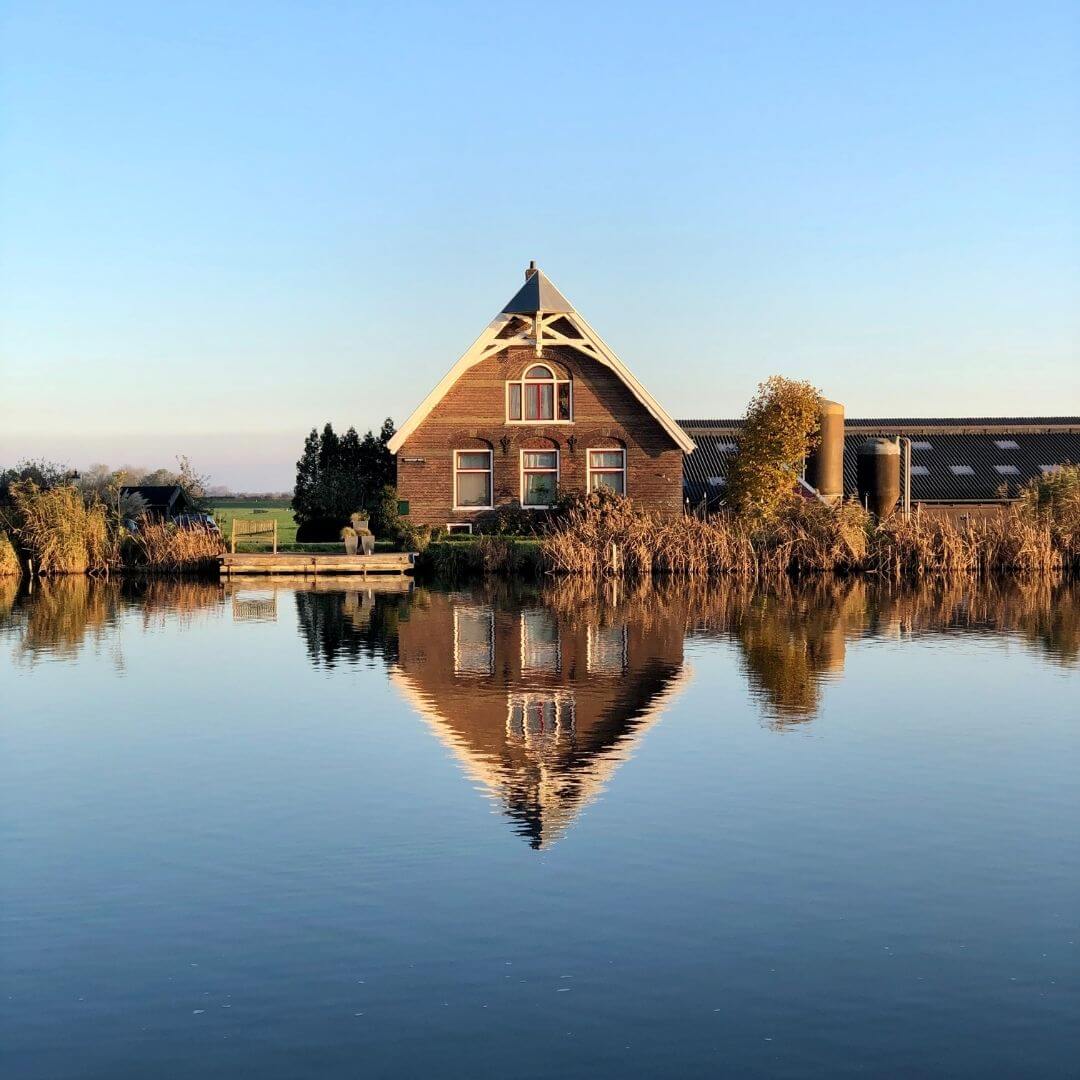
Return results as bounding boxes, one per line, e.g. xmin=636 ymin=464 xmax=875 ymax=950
xmin=679 ymin=418 xmax=1080 ymax=506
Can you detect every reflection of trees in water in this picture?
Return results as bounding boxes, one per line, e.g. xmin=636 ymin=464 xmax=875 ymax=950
xmin=294 ymin=588 xmax=410 ymax=668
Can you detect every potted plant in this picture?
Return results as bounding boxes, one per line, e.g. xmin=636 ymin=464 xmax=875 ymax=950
xmin=351 ymin=511 xmax=375 ymax=555
xmin=340 ymin=526 xmax=358 ymax=555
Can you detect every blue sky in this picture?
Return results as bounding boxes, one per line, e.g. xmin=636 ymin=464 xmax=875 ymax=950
xmin=1 ymin=1 xmax=1077 ymax=489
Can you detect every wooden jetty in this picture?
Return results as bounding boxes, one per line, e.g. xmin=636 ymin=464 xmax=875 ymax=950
xmin=219 ymin=551 xmax=415 ymax=577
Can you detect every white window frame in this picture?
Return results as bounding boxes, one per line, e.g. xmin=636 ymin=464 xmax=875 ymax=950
xmin=446 ymin=522 xmax=473 ymax=535
xmin=505 ymin=364 xmax=573 ymax=424
xmin=519 ymin=449 xmax=559 ymax=509
xmin=453 ymin=606 xmax=495 ymax=676
xmin=453 ymin=449 xmax=493 ymax=511
xmin=506 ymin=690 xmax=576 ymax=743
xmin=586 ymin=447 xmax=627 ymax=495
xmin=586 ymin=622 xmax=628 ymax=675
xmin=520 ymin=609 xmax=561 ymax=674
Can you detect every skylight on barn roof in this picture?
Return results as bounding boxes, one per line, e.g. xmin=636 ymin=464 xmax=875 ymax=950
xmin=708 ymin=476 xmax=726 ymax=487
xmin=910 ymin=465 xmax=929 ymax=476
xmin=912 ymin=441 xmax=932 ymax=450
xmin=949 ymin=465 xmax=975 ymax=476
xmin=994 ymin=464 xmax=1019 ymax=475
xmin=995 ymin=439 xmax=1020 ymax=450
xmin=1040 ymin=464 xmax=1062 ymax=475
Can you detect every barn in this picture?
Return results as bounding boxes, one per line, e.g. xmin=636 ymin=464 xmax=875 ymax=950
xmin=388 ymin=264 xmax=694 ymax=531
xmin=682 ymin=417 xmax=1080 ymax=513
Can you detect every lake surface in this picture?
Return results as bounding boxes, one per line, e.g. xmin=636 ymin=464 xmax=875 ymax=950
xmin=2 ymin=575 xmax=1078 ymax=1079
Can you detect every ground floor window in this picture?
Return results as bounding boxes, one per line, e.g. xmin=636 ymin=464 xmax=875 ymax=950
xmin=520 ymin=450 xmax=559 ymax=508
xmin=446 ymin=522 xmax=473 ymax=535
xmin=454 ymin=450 xmax=493 ymax=509
xmin=587 ymin=448 xmax=626 ymax=495
xmin=454 ymin=606 xmax=494 ymax=675
xmin=521 ymin=609 xmax=560 ymax=673
xmin=587 ymin=622 xmax=628 ymax=674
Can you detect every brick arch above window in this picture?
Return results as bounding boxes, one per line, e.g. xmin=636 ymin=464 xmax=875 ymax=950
xmin=518 ymin=435 xmax=561 ymax=451
xmin=591 ymin=433 xmax=628 ymax=449
xmin=446 ymin=432 xmax=494 ymax=450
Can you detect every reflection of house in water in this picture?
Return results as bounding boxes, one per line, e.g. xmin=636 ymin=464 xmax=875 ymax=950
xmin=391 ymin=591 xmax=689 ymax=848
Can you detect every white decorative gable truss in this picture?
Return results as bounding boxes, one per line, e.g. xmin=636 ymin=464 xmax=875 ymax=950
xmin=387 ymin=266 xmax=696 ymax=455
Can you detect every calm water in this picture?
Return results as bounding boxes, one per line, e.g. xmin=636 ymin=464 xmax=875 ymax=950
xmin=1 ymin=575 xmax=1078 ymax=1079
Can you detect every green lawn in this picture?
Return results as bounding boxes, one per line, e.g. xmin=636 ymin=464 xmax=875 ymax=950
xmin=211 ymin=500 xmax=299 ymax=548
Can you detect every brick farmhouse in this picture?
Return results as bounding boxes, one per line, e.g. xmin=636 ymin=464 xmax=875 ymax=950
xmin=388 ymin=264 xmax=695 ymax=530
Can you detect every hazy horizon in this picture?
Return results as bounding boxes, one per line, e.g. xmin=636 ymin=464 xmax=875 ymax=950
xmin=2 ymin=1 xmax=1078 ymax=490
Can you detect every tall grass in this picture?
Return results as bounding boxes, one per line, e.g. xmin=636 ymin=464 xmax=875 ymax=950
xmin=0 ymin=531 xmax=20 ymax=577
xmin=123 ymin=518 xmax=225 ymax=574
xmin=541 ymin=487 xmax=1078 ymax=579
xmin=4 ymin=481 xmax=111 ymax=574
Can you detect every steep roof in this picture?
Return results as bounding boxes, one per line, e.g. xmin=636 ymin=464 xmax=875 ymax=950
xmin=387 ymin=265 xmax=695 ymax=455
xmin=501 ymin=266 xmax=573 ymax=314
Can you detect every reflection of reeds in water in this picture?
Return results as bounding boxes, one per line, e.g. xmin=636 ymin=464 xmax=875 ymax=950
xmin=867 ymin=577 xmax=1080 ymax=667
xmin=0 ymin=575 xmax=21 ymax=623
xmin=7 ymin=578 xmax=225 ymax=662
xmin=14 ymin=577 xmax=123 ymax=660
xmin=130 ymin=579 xmax=224 ymax=630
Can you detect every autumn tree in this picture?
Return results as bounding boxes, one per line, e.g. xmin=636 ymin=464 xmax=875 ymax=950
xmin=726 ymin=376 xmax=823 ymax=520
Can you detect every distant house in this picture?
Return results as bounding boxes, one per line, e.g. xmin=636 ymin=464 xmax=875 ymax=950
xmin=119 ymin=484 xmax=195 ymax=519
xmin=388 ymin=263 xmax=695 ymax=530
xmin=682 ymin=417 xmax=1080 ymax=510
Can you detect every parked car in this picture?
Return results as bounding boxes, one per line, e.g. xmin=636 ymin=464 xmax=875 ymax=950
xmin=173 ymin=513 xmax=222 ymax=535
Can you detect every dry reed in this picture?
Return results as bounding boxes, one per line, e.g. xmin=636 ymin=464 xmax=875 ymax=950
xmin=5 ymin=481 xmax=111 ymax=574
xmin=541 ymin=490 xmax=1077 ymax=580
xmin=124 ymin=518 xmax=225 ymax=574
xmin=0 ymin=531 xmax=20 ymax=577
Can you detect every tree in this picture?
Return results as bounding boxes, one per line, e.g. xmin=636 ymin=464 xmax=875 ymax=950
xmin=726 ymin=376 xmax=823 ymax=521
xmin=292 ymin=420 xmax=397 ymax=538
xmin=0 ymin=459 xmax=73 ymax=505
xmin=176 ymin=455 xmax=210 ymax=512
xmin=292 ymin=428 xmax=322 ymax=525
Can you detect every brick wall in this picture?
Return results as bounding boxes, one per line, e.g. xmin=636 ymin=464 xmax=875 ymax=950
xmin=395 ymin=345 xmax=685 ymax=527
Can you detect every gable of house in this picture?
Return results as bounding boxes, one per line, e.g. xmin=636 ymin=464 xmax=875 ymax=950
xmin=390 ymin=265 xmax=693 ymax=526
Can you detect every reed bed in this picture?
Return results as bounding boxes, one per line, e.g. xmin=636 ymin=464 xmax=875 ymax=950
xmin=541 ymin=490 xmax=1078 ymax=580
xmin=0 ymin=531 xmax=20 ymax=578
xmin=123 ymin=519 xmax=225 ymax=574
xmin=3 ymin=481 xmax=111 ymax=574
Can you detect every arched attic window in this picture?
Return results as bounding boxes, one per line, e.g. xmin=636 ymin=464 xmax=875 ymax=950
xmin=506 ymin=363 xmax=572 ymax=423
